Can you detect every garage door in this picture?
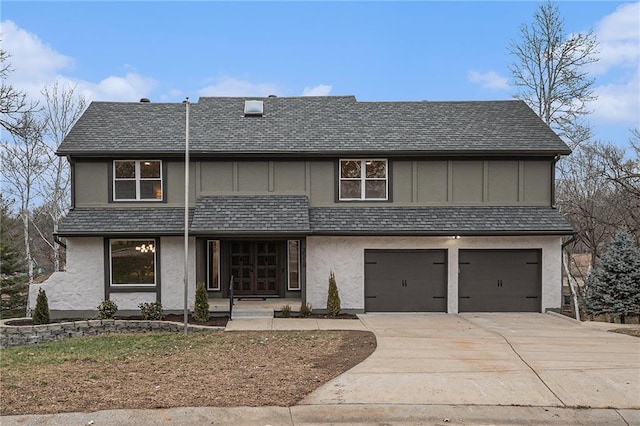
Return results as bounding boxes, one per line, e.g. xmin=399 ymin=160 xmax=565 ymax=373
xmin=364 ymin=250 xmax=447 ymax=312
xmin=458 ymin=249 xmax=541 ymax=312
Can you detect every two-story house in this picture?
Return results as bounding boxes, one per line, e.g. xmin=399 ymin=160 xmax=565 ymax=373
xmin=30 ymin=96 xmax=573 ymax=317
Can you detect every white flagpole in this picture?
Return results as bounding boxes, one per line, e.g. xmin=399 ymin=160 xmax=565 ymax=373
xmin=183 ymin=97 xmax=190 ymax=336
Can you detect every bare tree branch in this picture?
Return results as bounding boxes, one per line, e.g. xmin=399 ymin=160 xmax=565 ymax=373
xmin=509 ymin=1 xmax=598 ymax=149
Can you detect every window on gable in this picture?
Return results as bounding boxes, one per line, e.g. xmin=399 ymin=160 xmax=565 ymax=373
xmin=110 ymin=239 xmax=156 ymax=286
xmin=339 ymin=159 xmax=388 ymax=200
xmin=114 ymin=160 xmax=162 ymax=201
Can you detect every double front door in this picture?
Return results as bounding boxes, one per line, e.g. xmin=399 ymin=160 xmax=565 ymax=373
xmin=230 ymin=241 xmax=280 ymax=295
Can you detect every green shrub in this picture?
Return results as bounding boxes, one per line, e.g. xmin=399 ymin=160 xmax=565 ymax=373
xmin=97 ymin=299 xmax=118 ymax=319
xmin=139 ymin=302 xmax=163 ymax=320
xmin=194 ymin=283 xmax=210 ymax=323
xmin=583 ymin=230 xmax=640 ymax=324
xmin=0 ymin=276 xmax=28 ymax=319
xmin=32 ymin=288 xmax=50 ymax=325
xmin=326 ymin=271 xmax=341 ymax=317
xmin=299 ymin=302 xmax=312 ymax=318
xmin=281 ymin=304 xmax=291 ymax=318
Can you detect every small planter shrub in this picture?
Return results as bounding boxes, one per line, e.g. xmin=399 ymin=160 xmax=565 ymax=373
xmin=300 ymin=302 xmax=312 ymax=318
xmin=326 ymin=271 xmax=341 ymax=317
xmin=139 ymin=302 xmax=164 ymax=320
xmin=97 ymin=299 xmax=118 ymax=319
xmin=281 ymin=304 xmax=292 ymax=318
xmin=194 ymin=283 xmax=210 ymax=323
xmin=32 ymin=288 xmax=50 ymax=325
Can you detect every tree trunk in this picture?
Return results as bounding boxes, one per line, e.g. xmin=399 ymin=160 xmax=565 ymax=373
xmin=21 ymin=210 xmax=33 ymax=316
xmin=563 ymin=252 xmax=580 ymax=321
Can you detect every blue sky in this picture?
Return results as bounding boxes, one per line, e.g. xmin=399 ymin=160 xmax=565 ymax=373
xmin=2 ymin=1 xmax=638 ymax=147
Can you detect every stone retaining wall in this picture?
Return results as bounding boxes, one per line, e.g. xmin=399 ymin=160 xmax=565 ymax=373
xmin=0 ymin=318 xmax=222 ymax=349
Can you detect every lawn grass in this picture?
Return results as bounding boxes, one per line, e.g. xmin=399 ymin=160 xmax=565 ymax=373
xmin=1 ymin=330 xmax=376 ymax=415
xmin=1 ymin=332 xmax=213 ymax=367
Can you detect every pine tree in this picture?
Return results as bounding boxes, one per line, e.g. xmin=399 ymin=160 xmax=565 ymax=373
xmin=583 ymin=230 xmax=640 ymax=323
xmin=326 ymin=271 xmax=341 ymax=317
xmin=32 ymin=288 xmax=50 ymax=324
xmin=194 ymin=283 xmax=210 ymax=323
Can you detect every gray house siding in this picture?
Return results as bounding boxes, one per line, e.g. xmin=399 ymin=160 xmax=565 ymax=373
xmin=74 ymin=158 xmax=554 ymax=208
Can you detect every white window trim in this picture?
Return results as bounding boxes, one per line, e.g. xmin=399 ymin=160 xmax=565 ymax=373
xmin=287 ymin=240 xmax=301 ymax=291
xmin=113 ymin=160 xmax=163 ymax=201
xmin=109 ymin=238 xmax=157 ymax=287
xmin=206 ymin=240 xmax=221 ymax=291
xmin=339 ymin=159 xmax=388 ymax=201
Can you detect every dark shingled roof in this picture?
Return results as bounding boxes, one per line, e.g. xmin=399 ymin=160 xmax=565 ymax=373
xmin=58 ymin=96 xmax=570 ymax=156
xmin=190 ymin=195 xmax=311 ymax=235
xmin=57 ymin=208 xmax=192 ymax=236
xmin=58 ymin=203 xmax=572 ymax=236
xmin=308 ymin=206 xmax=574 ymax=235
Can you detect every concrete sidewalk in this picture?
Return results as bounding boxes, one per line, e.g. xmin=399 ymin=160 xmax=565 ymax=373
xmin=3 ymin=404 xmax=638 ymax=425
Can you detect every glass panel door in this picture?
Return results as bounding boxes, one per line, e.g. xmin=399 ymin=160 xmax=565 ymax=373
xmin=230 ymin=241 xmax=280 ymax=295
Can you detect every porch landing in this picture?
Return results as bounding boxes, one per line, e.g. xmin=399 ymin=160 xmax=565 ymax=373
xmin=209 ymin=298 xmax=302 ymax=320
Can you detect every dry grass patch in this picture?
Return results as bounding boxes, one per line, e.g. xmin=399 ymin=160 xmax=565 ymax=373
xmin=1 ymin=330 xmax=376 ymax=415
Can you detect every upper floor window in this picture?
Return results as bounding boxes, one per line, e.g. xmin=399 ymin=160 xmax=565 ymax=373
xmin=113 ymin=160 xmax=163 ymax=201
xmin=339 ymin=159 xmax=388 ymax=200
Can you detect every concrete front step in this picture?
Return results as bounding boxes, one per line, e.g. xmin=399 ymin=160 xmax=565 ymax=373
xmin=231 ymin=308 xmax=274 ymax=320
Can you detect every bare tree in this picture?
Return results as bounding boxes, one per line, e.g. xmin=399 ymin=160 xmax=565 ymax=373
xmin=509 ymin=1 xmax=598 ymax=148
xmin=1 ymin=112 xmax=48 ymax=289
xmin=0 ymin=49 xmax=39 ymax=136
xmin=557 ymin=138 xmax=640 ymax=266
xmin=588 ymin=136 xmax=640 ymax=242
xmin=556 ymin=144 xmax=618 ymax=267
xmin=39 ymin=82 xmax=86 ymax=271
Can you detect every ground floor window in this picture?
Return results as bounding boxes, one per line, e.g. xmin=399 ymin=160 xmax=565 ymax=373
xmin=288 ymin=240 xmax=300 ymax=290
xmin=110 ymin=239 xmax=156 ymax=285
xmin=207 ymin=240 xmax=221 ymax=290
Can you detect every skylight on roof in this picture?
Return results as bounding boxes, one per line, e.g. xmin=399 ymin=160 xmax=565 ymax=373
xmin=244 ymin=100 xmax=263 ymax=116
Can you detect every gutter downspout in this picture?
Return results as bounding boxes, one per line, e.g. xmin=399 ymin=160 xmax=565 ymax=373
xmin=551 ymin=154 xmax=561 ymax=208
xmin=53 ymin=234 xmax=67 ymax=250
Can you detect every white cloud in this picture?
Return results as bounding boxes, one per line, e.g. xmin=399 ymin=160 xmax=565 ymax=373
xmin=586 ymin=3 xmax=640 ymax=127
xmin=198 ymin=76 xmax=281 ymax=97
xmin=590 ymin=71 xmax=640 ymax=125
xmin=1 ymin=20 xmax=156 ymax=103
xmin=64 ymin=74 xmax=157 ymax=103
xmin=302 ymin=84 xmax=332 ymax=96
xmin=591 ymin=2 xmax=640 ymax=74
xmin=467 ymin=70 xmax=509 ymax=90
xmin=1 ymin=20 xmax=74 ymax=82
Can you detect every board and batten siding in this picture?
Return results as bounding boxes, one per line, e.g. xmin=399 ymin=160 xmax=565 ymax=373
xmin=72 ymin=159 xmax=553 ymax=207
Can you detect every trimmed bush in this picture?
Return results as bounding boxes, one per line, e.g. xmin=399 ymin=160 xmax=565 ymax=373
xmin=97 ymin=299 xmax=118 ymax=319
xmin=281 ymin=304 xmax=291 ymax=318
xmin=32 ymin=288 xmax=50 ymax=325
xmin=139 ymin=302 xmax=163 ymax=320
xmin=194 ymin=283 xmax=210 ymax=323
xmin=326 ymin=271 xmax=341 ymax=317
xmin=299 ymin=302 xmax=312 ymax=318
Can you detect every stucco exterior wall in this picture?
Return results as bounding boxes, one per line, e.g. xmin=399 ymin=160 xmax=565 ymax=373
xmin=305 ymin=235 xmax=563 ymax=313
xmin=30 ymin=236 xmax=198 ymax=315
xmin=29 ymin=237 xmax=105 ymax=312
xmin=159 ymin=236 xmax=197 ymax=311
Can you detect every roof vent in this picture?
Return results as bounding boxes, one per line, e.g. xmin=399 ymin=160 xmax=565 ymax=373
xmin=268 ymin=94 xmax=277 ymax=98
xmin=140 ymin=98 xmax=150 ymax=103
xmin=244 ymin=100 xmax=263 ymax=116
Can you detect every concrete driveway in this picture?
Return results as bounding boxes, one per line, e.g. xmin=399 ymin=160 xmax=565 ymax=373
xmin=300 ymin=313 xmax=640 ymax=409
